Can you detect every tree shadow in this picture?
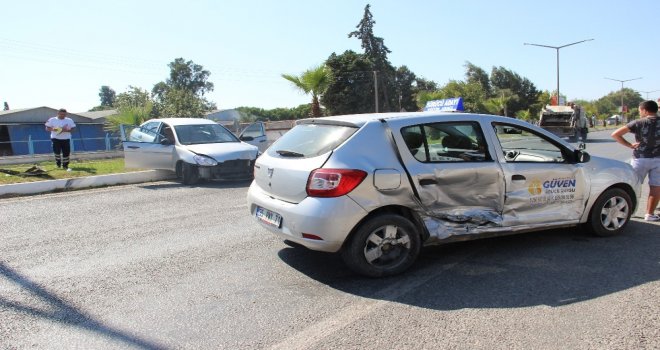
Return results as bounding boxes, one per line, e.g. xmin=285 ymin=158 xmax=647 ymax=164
xmin=0 ymin=262 xmax=166 ymax=349
xmin=277 ymin=222 xmax=660 ymax=310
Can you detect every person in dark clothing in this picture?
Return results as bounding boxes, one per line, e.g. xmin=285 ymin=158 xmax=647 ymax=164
xmin=611 ymin=100 xmax=660 ymax=221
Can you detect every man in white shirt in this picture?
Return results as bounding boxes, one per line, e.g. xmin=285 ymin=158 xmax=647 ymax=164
xmin=44 ymin=108 xmax=76 ymax=171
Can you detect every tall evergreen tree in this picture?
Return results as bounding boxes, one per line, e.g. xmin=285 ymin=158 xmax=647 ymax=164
xmin=348 ymin=4 xmax=396 ymax=112
xmin=348 ymin=4 xmax=390 ymax=69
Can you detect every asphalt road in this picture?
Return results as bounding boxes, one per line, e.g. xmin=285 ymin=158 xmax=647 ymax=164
xmin=1 ymin=129 xmax=658 ymax=349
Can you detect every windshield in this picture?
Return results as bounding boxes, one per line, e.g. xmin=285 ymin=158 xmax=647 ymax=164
xmin=174 ymin=124 xmax=239 ymax=145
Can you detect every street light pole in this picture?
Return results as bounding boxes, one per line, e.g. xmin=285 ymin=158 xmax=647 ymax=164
xmin=524 ymin=39 xmax=594 ymax=105
xmin=638 ymin=89 xmax=660 ymax=100
xmin=605 ymin=77 xmax=642 ymax=121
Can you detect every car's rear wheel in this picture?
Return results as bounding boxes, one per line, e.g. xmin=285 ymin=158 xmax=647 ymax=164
xmin=181 ymin=162 xmax=199 ymax=185
xmin=587 ymin=188 xmax=632 ymax=237
xmin=341 ymin=214 xmax=421 ymax=277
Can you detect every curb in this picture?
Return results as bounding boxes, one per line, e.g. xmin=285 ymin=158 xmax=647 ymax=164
xmin=0 ymin=170 xmax=177 ymax=198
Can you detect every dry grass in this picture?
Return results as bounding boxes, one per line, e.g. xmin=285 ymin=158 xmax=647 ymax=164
xmin=0 ymin=158 xmax=134 ymax=185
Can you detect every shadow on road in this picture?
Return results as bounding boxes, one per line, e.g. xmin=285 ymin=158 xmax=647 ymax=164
xmin=277 ymin=221 xmax=660 ymax=310
xmin=0 ymin=263 xmax=166 ymax=349
xmin=574 ymin=138 xmax=617 ymax=144
xmin=140 ymin=179 xmax=252 ymax=191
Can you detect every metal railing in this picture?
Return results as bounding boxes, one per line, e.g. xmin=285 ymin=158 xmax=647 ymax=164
xmin=0 ymin=134 xmax=122 ymax=157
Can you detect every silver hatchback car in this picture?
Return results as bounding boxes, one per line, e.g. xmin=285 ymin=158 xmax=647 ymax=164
xmin=247 ymin=112 xmax=641 ymax=277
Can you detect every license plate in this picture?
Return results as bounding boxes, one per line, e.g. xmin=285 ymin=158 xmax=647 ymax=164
xmin=256 ymin=206 xmax=282 ymax=228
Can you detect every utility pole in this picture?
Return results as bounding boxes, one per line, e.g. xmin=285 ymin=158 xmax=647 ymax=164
xmin=373 ymin=71 xmax=379 ymax=113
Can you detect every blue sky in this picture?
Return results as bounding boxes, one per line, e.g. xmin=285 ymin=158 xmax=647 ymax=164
xmin=1 ymin=0 xmax=659 ymax=113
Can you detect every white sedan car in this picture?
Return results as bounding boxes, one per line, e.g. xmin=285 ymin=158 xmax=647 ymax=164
xmin=122 ymin=118 xmax=259 ymax=184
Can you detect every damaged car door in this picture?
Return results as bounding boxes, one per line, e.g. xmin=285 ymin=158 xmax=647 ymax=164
xmin=492 ymin=122 xmax=588 ymax=227
xmin=400 ymin=120 xmax=506 ymax=241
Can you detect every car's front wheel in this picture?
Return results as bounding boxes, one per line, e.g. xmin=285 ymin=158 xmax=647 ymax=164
xmin=587 ymin=188 xmax=632 ymax=237
xmin=341 ymin=214 xmax=421 ymax=277
xmin=180 ymin=162 xmax=199 ymax=185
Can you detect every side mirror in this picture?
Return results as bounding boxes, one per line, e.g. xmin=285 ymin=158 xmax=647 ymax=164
xmin=575 ymin=150 xmax=590 ymax=163
xmin=240 ymin=135 xmax=254 ymax=141
xmin=160 ymin=138 xmax=172 ymax=145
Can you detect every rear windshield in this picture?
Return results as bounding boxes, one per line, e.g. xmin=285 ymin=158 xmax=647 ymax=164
xmin=267 ymin=124 xmax=357 ymax=158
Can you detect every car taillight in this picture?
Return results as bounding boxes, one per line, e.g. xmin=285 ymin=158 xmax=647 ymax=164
xmin=306 ymin=169 xmax=367 ymax=198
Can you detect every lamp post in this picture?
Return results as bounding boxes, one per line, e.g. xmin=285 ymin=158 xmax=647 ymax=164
xmin=605 ymin=77 xmax=642 ymax=121
xmin=524 ymin=39 xmax=594 ymax=105
xmin=638 ymin=89 xmax=660 ymax=100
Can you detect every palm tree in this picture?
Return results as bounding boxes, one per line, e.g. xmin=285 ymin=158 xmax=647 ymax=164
xmin=484 ymin=88 xmax=518 ymax=116
xmin=282 ymin=65 xmax=329 ymax=117
xmin=104 ymin=102 xmax=154 ymax=133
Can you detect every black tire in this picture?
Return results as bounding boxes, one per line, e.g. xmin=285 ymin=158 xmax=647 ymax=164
xmin=282 ymin=239 xmax=305 ymax=249
xmin=341 ymin=214 xmax=421 ymax=277
xmin=181 ymin=162 xmax=199 ymax=185
xmin=586 ymin=188 xmax=632 ymax=237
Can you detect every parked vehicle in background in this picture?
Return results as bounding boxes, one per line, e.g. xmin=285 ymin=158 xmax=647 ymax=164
xmin=236 ymin=120 xmax=294 ymax=153
xmin=247 ymin=111 xmax=641 ymax=277
xmin=607 ymin=115 xmax=623 ymax=125
xmin=238 ymin=121 xmax=269 ymax=153
xmin=121 ymin=118 xmax=258 ymax=185
xmin=538 ymin=105 xmax=580 ymax=141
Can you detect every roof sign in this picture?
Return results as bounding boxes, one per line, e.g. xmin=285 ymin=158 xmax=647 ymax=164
xmin=423 ymin=97 xmax=464 ymax=112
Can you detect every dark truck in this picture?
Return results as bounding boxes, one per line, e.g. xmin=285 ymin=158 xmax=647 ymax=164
xmin=538 ymin=105 xmax=581 ymax=142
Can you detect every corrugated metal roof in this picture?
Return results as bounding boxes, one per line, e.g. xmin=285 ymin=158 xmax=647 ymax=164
xmin=0 ymin=106 xmax=94 ymax=123
xmin=0 ymin=106 xmax=46 ymax=116
xmin=77 ymin=109 xmax=118 ymax=119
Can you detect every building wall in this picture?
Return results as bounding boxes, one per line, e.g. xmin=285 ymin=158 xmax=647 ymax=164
xmin=3 ymin=123 xmax=110 ymax=156
xmin=0 ymin=107 xmax=112 ymax=156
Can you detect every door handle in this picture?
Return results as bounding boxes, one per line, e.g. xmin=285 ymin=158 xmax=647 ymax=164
xmin=419 ymin=178 xmax=438 ymax=186
xmin=127 ymin=146 xmax=140 ymax=149
xmin=259 ymin=140 xmax=266 ymax=143
xmin=512 ymin=174 xmax=526 ymax=181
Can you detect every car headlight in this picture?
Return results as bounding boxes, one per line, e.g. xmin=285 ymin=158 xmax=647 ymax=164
xmin=193 ymin=154 xmax=218 ymax=166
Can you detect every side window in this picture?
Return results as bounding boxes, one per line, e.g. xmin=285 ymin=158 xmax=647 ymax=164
xmin=401 ymin=122 xmax=490 ymax=162
xmin=160 ymin=124 xmax=176 ymax=143
xmin=401 ymin=126 xmax=426 ymax=161
xmin=128 ymin=121 xmax=161 ymax=143
xmin=493 ymin=123 xmax=566 ymax=163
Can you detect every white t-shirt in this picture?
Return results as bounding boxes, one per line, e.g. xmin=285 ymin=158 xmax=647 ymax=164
xmin=45 ymin=117 xmax=76 ymax=140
